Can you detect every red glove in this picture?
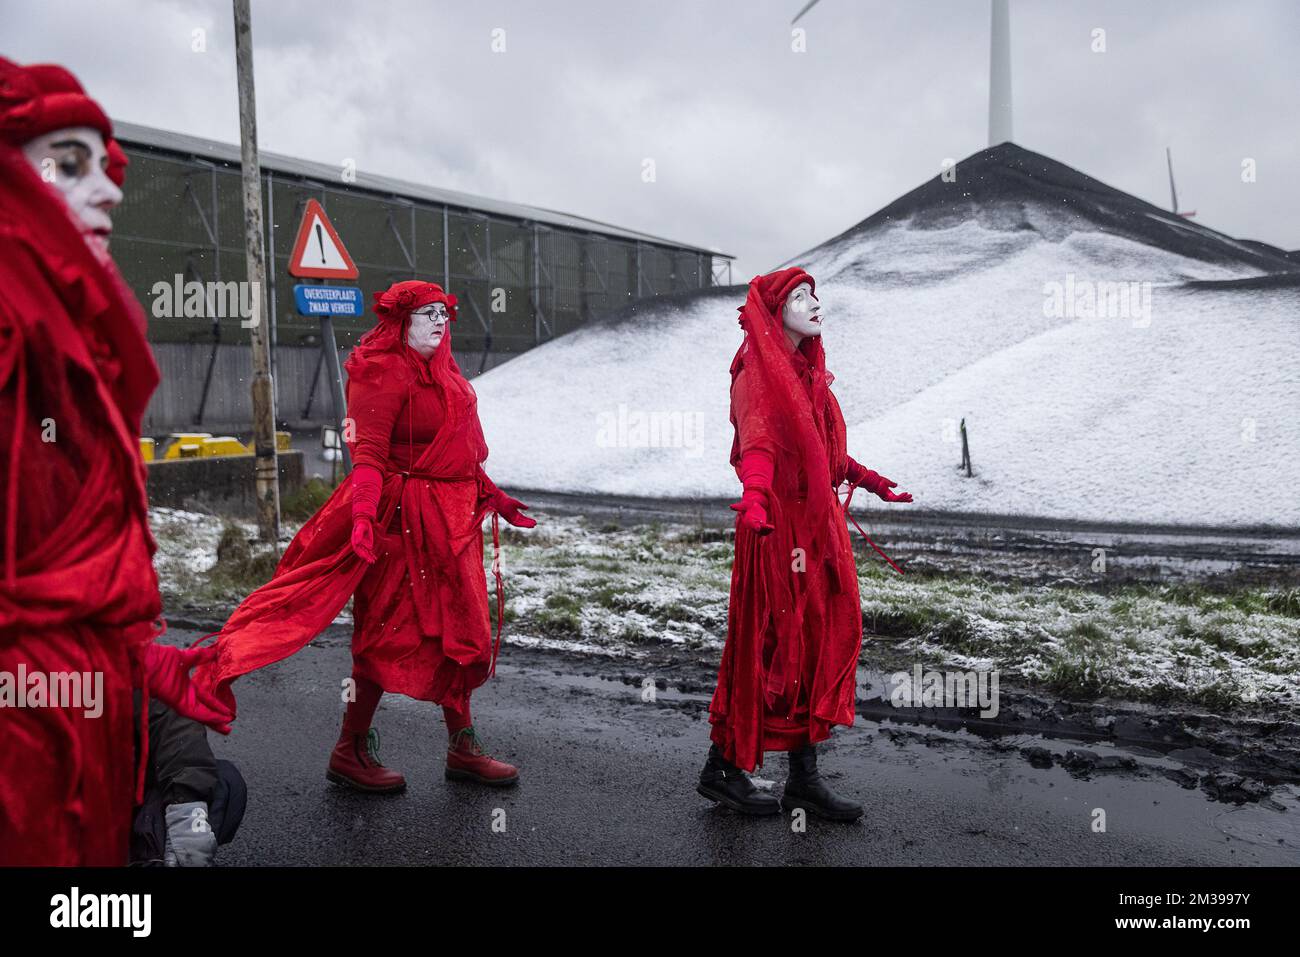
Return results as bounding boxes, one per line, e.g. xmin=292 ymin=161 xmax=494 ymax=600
xmin=479 ymin=468 xmax=537 ymax=529
xmin=142 ymin=644 xmax=234 ymax=735
xmin=730 ymin=449 xmax=775 ymax=536
xmin=490 ymin=488 xmax=536 ymax=528
xmin=350 ymin=464 xmax=382 ymax=564
xmin=730 ymin=488 xmax=773 ymax=536
xmin=847 ymin=456 xmax=913 ymax=503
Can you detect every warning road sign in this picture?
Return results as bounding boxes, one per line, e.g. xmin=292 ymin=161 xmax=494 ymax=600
xmin=287 ymin=199 xmax=359 ymax=279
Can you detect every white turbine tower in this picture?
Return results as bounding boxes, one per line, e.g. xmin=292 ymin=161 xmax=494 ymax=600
xmin=988 ymin=0 xmax=1013 ymax=145
xmin=793 ymin=0 xmax=1015 ymax=147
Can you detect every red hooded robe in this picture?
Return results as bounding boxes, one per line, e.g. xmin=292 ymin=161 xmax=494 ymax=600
xmin=0 ymin=60 xmax=163 ymax=865
xmin=708 ymin=268 xmax=862 ymax=772
xmin=194 ymin=282 xmax=502 ymax=714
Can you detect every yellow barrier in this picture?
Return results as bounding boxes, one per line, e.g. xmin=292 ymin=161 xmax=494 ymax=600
xmin=201 ymin=437 xmax=249 ymax=457
xmin=152 ymin=430 xmax=297 ymax=460
xmin=161 ymin=433 xmax=212 ymax=460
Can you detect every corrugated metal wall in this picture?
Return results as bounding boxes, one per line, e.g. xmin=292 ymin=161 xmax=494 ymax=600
xmin=142 ymin=342 xmax=509 ymax=436
xmin=112 ymin=147 xmax=712 ymax=432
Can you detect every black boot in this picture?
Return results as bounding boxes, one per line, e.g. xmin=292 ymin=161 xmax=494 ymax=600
xmin=697 ymin=744 xmax=780 ymax=816
xmin=781 ymin=744 xmax=862 ymax=822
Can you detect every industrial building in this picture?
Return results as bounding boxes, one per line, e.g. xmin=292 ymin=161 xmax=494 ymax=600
xmin=110 ymin=121 xmax=732 ymax=433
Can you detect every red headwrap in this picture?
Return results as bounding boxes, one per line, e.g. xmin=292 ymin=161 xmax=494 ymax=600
xmin=352 ymin=280 xmax=458 ymax=371
xmin=106 ymin=137 xmax=128 ymax=187
xmin=752 ymin=266 xmax=816 ymax=319
xmin=371 ymin=280 xmax=458 ymax=325
xmin=346 ymin=279 xmax=471 ymax=407
xmin=0 ymin=60 xmax=113 ymax=144
xmin=0 ymin=58 xmax=128 ymax=186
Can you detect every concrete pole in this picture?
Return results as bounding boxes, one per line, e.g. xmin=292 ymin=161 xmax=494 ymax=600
xmin=233 ymin=0 xmax=281 ymax=547
xmin=319 ymin=313 xmax=352 ymax=475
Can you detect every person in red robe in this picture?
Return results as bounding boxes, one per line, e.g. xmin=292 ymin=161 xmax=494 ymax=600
xmin=0 ymin=59 xmax=233 ymax=865
xmin=699 ymin=267 xmax=913 ymax=821
xmin=195 ymin=280 xmax=534 ymax=792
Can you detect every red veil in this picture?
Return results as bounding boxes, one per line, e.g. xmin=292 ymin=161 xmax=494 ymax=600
xmin=710 ymin=268 xmax=862 ymax=771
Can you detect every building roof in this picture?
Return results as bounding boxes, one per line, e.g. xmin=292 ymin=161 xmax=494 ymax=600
xmin=113 ymin=120 xmax=731 ymax=258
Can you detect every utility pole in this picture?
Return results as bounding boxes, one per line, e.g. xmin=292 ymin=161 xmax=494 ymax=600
xmin=233 ymin=0 xmax=281 ymax=547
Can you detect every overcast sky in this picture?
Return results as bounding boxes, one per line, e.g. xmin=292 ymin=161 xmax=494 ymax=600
xmin=7 ymin=0 xmax=1297 ymax=276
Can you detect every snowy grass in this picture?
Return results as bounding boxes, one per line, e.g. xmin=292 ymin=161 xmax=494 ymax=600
xmin=859 ymin=569 xmax=1300 ymax=712
xmin=151 ymin=507 xmax=292 ymax=609
xmin=496 ymin=516 xmax=732 ymax=658
xmin=151 ymin=506 xmax=1300 ymax=714
xmin=491 ymin=514 xmax=1300 ymax=714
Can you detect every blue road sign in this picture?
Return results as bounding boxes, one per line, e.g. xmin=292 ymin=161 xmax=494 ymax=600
xmin=294 ymin=284 xmax=364 ymax=317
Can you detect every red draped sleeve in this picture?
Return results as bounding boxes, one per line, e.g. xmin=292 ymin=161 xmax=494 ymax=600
xmin=729 ymin=362 xmax=780 ymax=465
xmin=345 ymin=357 xmax=408 ymax=473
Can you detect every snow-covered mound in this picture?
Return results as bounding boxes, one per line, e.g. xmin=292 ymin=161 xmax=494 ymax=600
xmin=476 ymin=144 xmax=1300 ymax=527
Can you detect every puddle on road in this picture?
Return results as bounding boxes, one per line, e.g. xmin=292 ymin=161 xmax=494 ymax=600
xmin=838 ymin=722 xmax=1298 ymax=862
xmin=1212 ymin=787 xmax=1300 ymax=851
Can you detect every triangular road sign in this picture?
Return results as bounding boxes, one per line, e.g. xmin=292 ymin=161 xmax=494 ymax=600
xmin=288 ymin=198 xmax=359 ymax=279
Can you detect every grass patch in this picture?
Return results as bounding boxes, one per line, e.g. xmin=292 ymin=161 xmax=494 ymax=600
xmin=863 ymin=605 xmax=946 ymax=637
xmin=1043 ymin=656 xmax=1116 ymax=699
xmin=534 ymin=590 xmax=584 ymax=636
xmin=206 ymin=522 xmax=279 ymax=595
xmin=281 ymin=477 xmax=336 ymax=521
xmin=1263 ymin=587 xmax=1300 ymax=617
xmin=488 ymin=590 xmax=517 ymax=624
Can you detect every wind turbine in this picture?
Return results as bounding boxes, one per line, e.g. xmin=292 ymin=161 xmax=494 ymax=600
xmin=792 ymin=0 xmax=1015 ymax=147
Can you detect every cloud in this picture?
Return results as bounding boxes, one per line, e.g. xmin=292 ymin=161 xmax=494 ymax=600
xmin=6 ymin=0 xmax=1296 ymax=277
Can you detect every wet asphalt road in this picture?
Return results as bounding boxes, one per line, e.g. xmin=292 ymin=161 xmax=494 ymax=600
xmin=171 ymin=627 xmax=1298 ymax=867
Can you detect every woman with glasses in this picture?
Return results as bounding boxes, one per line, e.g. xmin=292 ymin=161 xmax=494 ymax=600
xmin=196 ymin=280 xmax=535 ymax=793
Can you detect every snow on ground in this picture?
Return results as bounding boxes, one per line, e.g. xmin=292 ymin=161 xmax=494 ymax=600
xmin=475 ymin=213 xmax=1300 ymax=527
xmin=493 ymin=515 xmax=1300 ymax=712
xmin=150 ymin=507 xmax=235 ymax=584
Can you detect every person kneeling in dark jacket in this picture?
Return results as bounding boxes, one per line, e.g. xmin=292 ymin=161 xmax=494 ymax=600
xmin=130 ymin=693 xmax=247 ymax=866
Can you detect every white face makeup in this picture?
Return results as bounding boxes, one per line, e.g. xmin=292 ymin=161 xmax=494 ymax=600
xmin=22 ymin=126 xmax=122 ymax=254
xmin=407 ymin=302 xmax=448 ymax=358
xmin=782 ymin=282 xmax=823 ymax=343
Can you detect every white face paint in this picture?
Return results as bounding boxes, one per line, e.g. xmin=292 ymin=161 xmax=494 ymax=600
xmin=407 ymin=302 xmax=448 ymax=359
xmin=781 ymin=282 xmax=823 ymax=344
xmin=22 ymin=126 xmax=122 ymax=255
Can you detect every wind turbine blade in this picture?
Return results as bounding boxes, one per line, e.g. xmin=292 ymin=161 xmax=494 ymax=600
xmin=792 ymin=0 xmax=822 ymax=25
xmin=1166 ymin=146 xmax=1180 ymax=213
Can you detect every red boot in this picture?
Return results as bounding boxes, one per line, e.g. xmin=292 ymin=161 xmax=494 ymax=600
xmin=446 ymin=726 xmax=519 ymax=787
xmin=327 ymin=728 xmax=407 ymax=793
